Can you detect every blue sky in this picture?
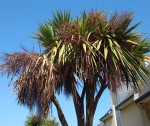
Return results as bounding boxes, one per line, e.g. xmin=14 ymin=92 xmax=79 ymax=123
xmin=0 ymin=0 xmax=150 ymax=126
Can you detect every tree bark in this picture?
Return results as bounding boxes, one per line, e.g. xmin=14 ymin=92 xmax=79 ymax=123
xmin=85 ymin=82 xmax=95 ymax=126
xmin=85 ymin=113 xmax=94 ymax=126
xmin=93 ymin=85 xmax=107 ymax=113
xmin=72 ymin=83 xmax=85 ymax=126
xmin=85 ymin=82 xmax=107 ymax=126
xmin=52 ymin=95 xmax=68 ymax=126
xmin=75 ymin=102 xmax=84 ymax=126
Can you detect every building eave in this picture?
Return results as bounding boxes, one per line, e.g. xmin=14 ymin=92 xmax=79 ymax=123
xmin=135 ymin=90 xmax=150 ymax=103
xmin=100 ymin=109 xmax=112 ymax=122
xmin=116 ymin=94 xmax=134 ymax=110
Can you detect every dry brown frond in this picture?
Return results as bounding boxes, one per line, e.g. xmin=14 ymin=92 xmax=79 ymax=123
xmin=1 ymin=52 xmax=56 ymax=117
xmin=87 ymin=11 xmax=106 ymax=28
xmin=58 ymin=22 xmax=81 ymax=45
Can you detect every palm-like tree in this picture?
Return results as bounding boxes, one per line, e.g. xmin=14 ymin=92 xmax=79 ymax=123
xmin=25 ymin=114 xmax=58 ymax=126
xmin=1 ymin=11 xmax=150 ymax=126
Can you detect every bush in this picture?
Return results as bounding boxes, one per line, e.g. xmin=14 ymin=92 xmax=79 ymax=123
xmin=25 ymin=115 xmax=58 ymax=126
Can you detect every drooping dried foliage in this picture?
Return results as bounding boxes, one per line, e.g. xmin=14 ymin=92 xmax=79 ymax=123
xmin=1 ymin=52 xmax=56 ymax=116
xmin=1 ymin=10 xmax=150 ymax=117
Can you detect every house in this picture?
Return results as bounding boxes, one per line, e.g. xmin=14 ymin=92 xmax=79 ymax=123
xmin=98 ymin=60 xmax=150 ymax=126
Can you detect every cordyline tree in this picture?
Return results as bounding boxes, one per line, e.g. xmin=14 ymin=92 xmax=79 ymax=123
xmin=25 ymin=114 xmax=58 ymax=126
xmin=1 ymin=11 xmax=150 ymax=126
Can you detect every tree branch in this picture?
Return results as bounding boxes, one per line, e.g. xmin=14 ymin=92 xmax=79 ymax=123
xmin=93 ymin=84 xmax=107 ymax=112
xmin=71 ymin=82 xmax=85 ymax=126
xmin=52 ymin=95 xmax=68 ymax=126
xmin=81 ymin=84 xmax=86 ymax=101
xmin=72 ymin=83 xmax=81 ymax=101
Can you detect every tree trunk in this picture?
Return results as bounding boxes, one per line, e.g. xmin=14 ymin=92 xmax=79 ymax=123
xmin=72 ymin=83 xmax=85 ymax=126
xmin=76 ymin=103 xmax=84 ymax=126
xmin=85 ymin=82 xmax=95 ymax=126
xmin=52 ymin=82 xmax=107 ymax=126
xmin=85 ymin=82 xmax=107 ymax=126
xmin=85 ymin=113 xmax=94 ymax=126
xmin=52 ymin=95 xmax=68 ymax=126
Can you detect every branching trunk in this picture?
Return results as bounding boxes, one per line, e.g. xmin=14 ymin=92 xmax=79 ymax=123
xmin=51 ymin=82 xmax=107 ymax=126
xmin=85 ymin=82 xmax=107 ymax=126
xmin=52 ymin=95 xmax=68 ymax=126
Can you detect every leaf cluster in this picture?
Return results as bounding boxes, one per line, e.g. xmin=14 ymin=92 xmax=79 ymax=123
xmin=25 ymin=115 xmax=58 ymax=126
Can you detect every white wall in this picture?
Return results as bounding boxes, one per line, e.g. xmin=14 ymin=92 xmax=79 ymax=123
xmin=120 ymin=102 xmax=143 ymax=126
xmin=104 ymin=117 xmax=115 ymax=126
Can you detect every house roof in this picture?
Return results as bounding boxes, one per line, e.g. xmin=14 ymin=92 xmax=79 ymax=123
xmin=116 ymin=93 xmax=134 ymax=110
xmin=100 ymin=84 xmax=150 ymax=120
xmin=97 ymin=122 xmax=105 ymax=126
xmin=99 ymin=56 xmax=150 ymax=122
xmin=100 ymin=109 xmax=112 ymax=122
xmin=99 ymin=88 xmax=150 ymax=122
xmin=115 ymin=84 xmax=150 ymax=109
xmin=135 ymin=90 xmax=150 ymax=103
